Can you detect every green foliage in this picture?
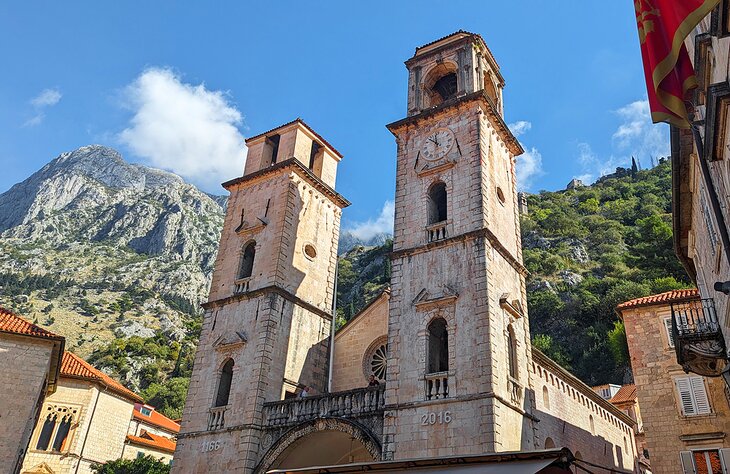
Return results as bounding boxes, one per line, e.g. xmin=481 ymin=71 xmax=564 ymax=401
xmin=92 ymin=455 xmax=170 ymax=474
xmin=336 ymin=240 xmax=392 ymax=325
xmin=141 ymin=377 xmax=190 ymax=420
xmin=523 ymin=161 xmax=691 ymax=384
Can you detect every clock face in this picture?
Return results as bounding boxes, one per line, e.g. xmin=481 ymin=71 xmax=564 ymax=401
xmin=421 ymin=129 xmax=455 ymax=161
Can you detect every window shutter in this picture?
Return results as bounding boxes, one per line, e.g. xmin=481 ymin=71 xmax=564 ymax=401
xmin=690 ymin=377 xmax=711 ymax=415
xmin=719 ymin=448 xmax=730 ymax=474
xmin=676 ymin=377 xmax=696 ymax=415
xmin=680 ymin=451 xmax=697 ymax=474
xmin=664 ymin=318 xmax=675 ymax=347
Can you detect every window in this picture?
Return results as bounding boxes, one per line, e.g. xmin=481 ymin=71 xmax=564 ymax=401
xmin=267 ymin=134 xmax=281 ymax=165
xmin=303 ymin=244 xmax=317 ymax=260
xmin=427 ymin=182 xmax=447 ymax=225
xmin=544 ymin=437 xmax=555 ymax=449
xmin=680 ymin=449 xmax=730 ymax=474
xmin=676 ymin=376 xmax=712 ymax=416
xmin=36 ymin=413 xmax=56 ymax=450
xmin=309 ymin=141 xmax=321 ymax=169
xmin=427 ymin=318 xmax=449 ymax=374
xmin=34 ymin=405 xmax=78 ymax=453
xmin=507 ymin=324 xmax=518 ymax=380
xmin=365 ymin=339 xmax=388 ymax=381
xmin=432 ymin=73 xmax=457 ymax=103
xmin=542 ymin=386 xmax=550 ymax=410
xmin=52 ymin=415 xmax=72 ymax=451
xmin=140 ymin=406 xmax=152 ymax=417
xmin=496 ymin=187 xmax=506 ymax=205
xmin=589 ymin=415 xmax=595 ymax=435
xmin=238 ymin=242 xmax=256 ymax=279
xmin=215 ymin=359 xmax=234 ymax=407
xmin=664 ymin=317 xmax=675 ymax=348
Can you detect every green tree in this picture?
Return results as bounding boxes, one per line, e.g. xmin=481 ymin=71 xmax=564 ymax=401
xmin=92 ymin=455 xmax=170 ymax=474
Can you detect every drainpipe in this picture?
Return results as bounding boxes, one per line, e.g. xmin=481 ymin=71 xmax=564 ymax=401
xmin=328 ymin=263 xmax=339 ymax=393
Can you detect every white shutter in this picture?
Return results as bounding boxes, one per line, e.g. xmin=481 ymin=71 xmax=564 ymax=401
xmin=690 ymin=377 xmax=711 ymax=415
xmin=664 ymin=318 xmax=675 ymax=347
xmin=680 ymin=451 xmax=697 ymax=474
xmin=676 ymin=377 xmax=696 ymax=415
xmin=719 ymin=448 xmax=730 ymax=474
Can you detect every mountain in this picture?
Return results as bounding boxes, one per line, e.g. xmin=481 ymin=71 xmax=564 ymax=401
xmin=0 ymin=145 xmax=225 ymax=365
xmin=338 ymin=231 xmax=392 ymax=254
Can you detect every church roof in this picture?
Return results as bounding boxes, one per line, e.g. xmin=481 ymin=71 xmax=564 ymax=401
xmin=616 ymin=289 xmax=699 ymax=311
xmin=61 ymin=351 xmax=143 ymax=402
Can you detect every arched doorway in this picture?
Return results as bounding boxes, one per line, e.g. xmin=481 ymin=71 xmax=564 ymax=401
xmin=257 ymin=418 xmax=381 ymax=473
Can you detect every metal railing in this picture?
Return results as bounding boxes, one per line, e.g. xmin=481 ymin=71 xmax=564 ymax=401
xmin=426 ymin=221 xmax=448 ymax=242
xmin=425 ymin=372 xmax=449 ymax=400
xmin=671 ymin=298 xmax=721 ymax=340
xmin=208 ymin=406 xmax=227 ymax=431
xmin=262 ymin=385 xmax=385 ymax=427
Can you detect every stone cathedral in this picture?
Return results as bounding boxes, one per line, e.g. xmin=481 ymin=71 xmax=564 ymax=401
xmin=173 ymin=31 xmax=638 ymax=473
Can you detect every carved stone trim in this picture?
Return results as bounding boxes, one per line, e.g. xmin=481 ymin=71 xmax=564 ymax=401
xmin=413 ymin=286 xmax=458 ymax=310
xmin=213 ymin=331 xmax=247 ymax=351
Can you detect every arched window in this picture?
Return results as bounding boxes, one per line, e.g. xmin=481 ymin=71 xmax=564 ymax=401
xmin=52 ymin=415 xmax=72 ymax=451
xmin=589 ymin=415 xmax=595 ymax=435
xmin=36 ymin=413 xmax=56 ymax=450
xmin=215 ymin=359 xmax=234 ymax=407
xmin=484 ymin=73 xmax=500 ymax=109
xmin=574 ymin=451 xmax=583 ymax=461
xmin=238 ymin=242 xmax=256 ymax=279
xmin=427 ymin=318 xmax=449 ymax=374
xmin=507 ymin=324 xmax=518 ymax=380
xmin=544 ymin=437 xmax=556 ymax=449
xmin=432 ymin=73 xmax=457 ymax=103
xmin=428 ymin=182 xmax=447 ymax=225
xmin=422 ymin=62 xmax=459 ymax=108
xmin=542 ymin=386 xmax=550 ymax=410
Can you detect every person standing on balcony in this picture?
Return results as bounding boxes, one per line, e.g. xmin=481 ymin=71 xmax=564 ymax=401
xmin=368 ymin=375 xmax=380 ymax=387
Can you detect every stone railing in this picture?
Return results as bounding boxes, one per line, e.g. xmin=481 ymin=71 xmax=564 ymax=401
xmin=208 ymin=406 xmax=227 ymax=431
xmin=262 ymin=386 xmax=385 ymax=427
xmin=508 ymin=377 xmax=523 ymax=405
xmin=426 ymin=221 xmax=448 ymax=242
xmin=425 ymin=372 xmax=449 ymax=400
xmin=234 ymin=277 xmax=252 ymax=294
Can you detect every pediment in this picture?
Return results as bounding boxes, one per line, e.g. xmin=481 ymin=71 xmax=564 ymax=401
xmin=23 ymin=463 xmax=55 ymax=474
xmin=213 ymin=331 xmax=247 ymax=350
xmin=415 ymin=159 xmax=456 ymax=178
xmin=413 ymin=285 xmax=458 ymax=310
xmin=500 ymin=293 xmax=524 ymax=318
xmin=235 ymin=218 xmax=268 ymax=236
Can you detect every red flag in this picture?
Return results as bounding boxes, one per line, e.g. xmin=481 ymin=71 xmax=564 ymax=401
xmin=635 ymin=0 xmax=719 ymax=128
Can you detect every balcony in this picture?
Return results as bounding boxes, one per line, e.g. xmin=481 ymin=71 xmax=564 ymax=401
xmin=234 ymin=277 xmax=252 ymax=294
xmin=262 ymin=385 xmax=385 ymax=428
xmin=672 ymin=298 xmax=728 ymax=376
xmin=208 ymin=406 xmax=227 ymax=431
xmin=426 ymin=221 xmax=448 ymax=243
xmin=425 ymin=372 xmax=449 ymax=400
xmin=508 ymin=377 xmax=523 ymax=406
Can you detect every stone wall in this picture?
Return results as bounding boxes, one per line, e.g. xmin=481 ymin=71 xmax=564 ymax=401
xmin=622 ymin=303 xmax=730 ymax=474
xmin=0 ymin=334 xmax=54 ymax=474
xmin=332 ymin=293 xmax=389 ymax=392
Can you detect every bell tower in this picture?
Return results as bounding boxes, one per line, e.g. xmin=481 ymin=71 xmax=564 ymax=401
xmin=173 ymin=119 xmax=349 ymax=473
xmin=383 ymin=31 xmax=536 ymax=459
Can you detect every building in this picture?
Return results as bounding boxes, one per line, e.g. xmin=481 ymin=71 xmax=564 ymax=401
xmin=121 ymin=403 xmax=180 ymax=464
xmin=618 ymin=289 xmax=730 ymax=474
xmin=21 ymin=351 xmax=143 ymax=473
xmin=672 ymin=4 xmax=730 ymax=385
xmin=607 ymin=385 xmax=650 ymax=473
xmin=592 ymin=384 xmax=621 ymax=400
xmin=173 ymin=31 xmax=637 ymax=473
xmin=0 ymin=308 xmax=64 ymax=474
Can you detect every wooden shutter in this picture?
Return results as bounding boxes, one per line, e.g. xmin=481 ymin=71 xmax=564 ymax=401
xmin=690 ymin=377 xmax=711 ymax=415
xmin=664 ymin=318 xmax=675 ymax=347
xmin=680 ymin=451 xmax=697 ymax=473
xmin=719 ymin=448 xmax=730 ymax=474
xmin=676 ymin=377 xmax=697 ymax=415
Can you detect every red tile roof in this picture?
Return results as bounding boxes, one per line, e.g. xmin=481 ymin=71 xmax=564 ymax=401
xmin=616 ymin=289 xmax=699 ymax=310
xmin=61 ymin=352 xmax=142 ymax=402
xmin=126 ymin=430 xmax=176 ymax=454
xmin=0 ymin=307 xmax=64 ymax=341
xmin=133 ymin=404 xmax=180 ymax=434
xmin=610 ymin=384 xmax=637 ymax=405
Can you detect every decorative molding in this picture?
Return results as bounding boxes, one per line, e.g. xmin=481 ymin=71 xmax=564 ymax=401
xmin=679 ymin=431 xmax=726 ymax=442
xmin=213 ymin=331 xmax=247 ymax=350
xmin=705 ymin=81 xmax=730 ymax=162
xmin=413 ymin=286 xmax=458 ymax=310
xmin=416 ymin=159 xmax=456 ymax=177
xmin=500 ymin=294 xmax=524 ymax=319
xmin=235 ymin=220 xmax=267 ymax=236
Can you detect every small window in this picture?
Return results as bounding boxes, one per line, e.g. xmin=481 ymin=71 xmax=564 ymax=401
xmin=675 ymin=376 xmax=711 ymax=416
xmin=238 ymin=242 xmax=256 ymax=279
xmin=589 ymin=415 xmax=595 ymax=435
xmin=543 ymin=386 xmax=550 ymax=410
xmin=427 ymin=182 xmax=447 ymax=225
xmin=215 ymin=359 xmax=234 ymax=407
xmin=267 ymin=134 xmax=281 ymax=165
xmin=507 ymin=324 xmax=518 ymax=380
xmin=544 ymin=437 xmax=555 ymax=449
xmin=680 ymin=449 xmax=730 ymax=474
xmin=427 ymin=318 xmax=449 ymax=374
xmin=140 ymin=406 xmax=152 ymax=417
xmin=664 ymin=318 xmax=675 ymax=348
xmin=36 ymin=413 xmax=56 ymax=450
xmin=303 ymin=244 xmax=317 ymax=260
xmin=496 ymin=187 xmax=506 ymax=205
xmin=309 ymin=141 xmax=321 ymax=169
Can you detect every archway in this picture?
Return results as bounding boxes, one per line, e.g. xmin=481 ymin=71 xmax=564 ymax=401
xmin=256 ymin=418 xmax=381 ymax=473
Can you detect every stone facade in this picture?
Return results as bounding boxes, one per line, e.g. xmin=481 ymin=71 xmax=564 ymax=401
xmin=619 ymin=292 xmax=730 ymax=473
xmin=173 ymin=31 xmax=637 ymax=474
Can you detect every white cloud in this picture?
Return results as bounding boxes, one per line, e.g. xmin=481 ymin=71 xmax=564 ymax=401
xmin=345 ymin=201 xmax=394 ymax=241
xmin=31 ymin=88 xmax=62 ymax=107
xmin=516 ymin=147 xmax=544 ymax=191
xmin=508 ymin=120 xmax=532 ymax=137
xmin=612 ymin=99 xmax=669 ymax=160
xmin=119 ymin=67 xmax=247 ymax=191
xmin=24 ymin=88 xmax=62 ymax=126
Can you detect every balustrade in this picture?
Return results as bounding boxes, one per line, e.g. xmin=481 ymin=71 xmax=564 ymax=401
xmin=426 ymin=221 xmax=448 ymax=242
xmin=234 ymin=277 xmax=252 ymax=293
xmin=208 ymin=406 xmax=227 ymax=431
xmin=507 ymin=377 xmax=523 ymax=405
xmin=425 ymin=372 xmax=449 ymax=400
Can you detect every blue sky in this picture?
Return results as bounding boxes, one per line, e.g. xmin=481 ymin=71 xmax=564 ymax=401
xmin=0 ymin=2 xmax=668 ymax=238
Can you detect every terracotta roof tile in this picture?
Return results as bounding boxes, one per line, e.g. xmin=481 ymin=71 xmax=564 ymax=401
xmin=61 ymin=352 xmax=142 ymax=402
xmin=0 ymin=307 xmax=63 ymax=340
xmin=610 ymin=384 xmax=637 ymax=404
xmin=616 ymin=289 xmax=699 ymax=310
xmin=133 ymin=404 xmax=180 ymax=434
xmin=126 ymin=430 xmax=176 ymax=454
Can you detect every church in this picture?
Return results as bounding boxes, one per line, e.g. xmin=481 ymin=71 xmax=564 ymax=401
xmin=172 ymin=31 xmax=637 ymax=473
